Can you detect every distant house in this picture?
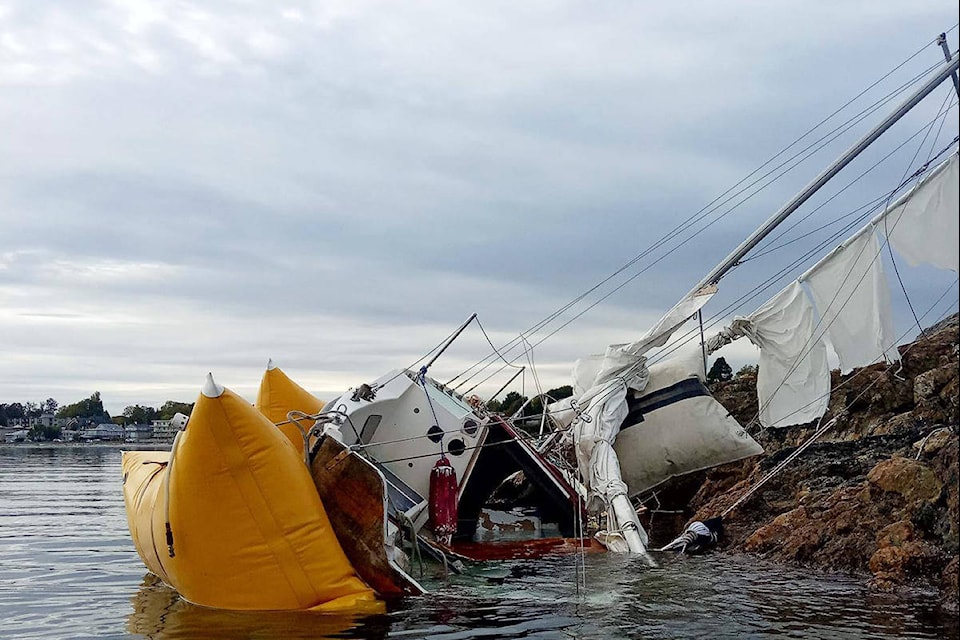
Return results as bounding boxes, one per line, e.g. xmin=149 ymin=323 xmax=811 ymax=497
xmin=150 ymin=419 xmax=176 ymax=443
xmin=81 ymin=423 xmax=125 ymax=441
xmin=124 ymin=423 xmax=154 ymax=443
xmin=2 ymin=429 xmax=29 ymax=443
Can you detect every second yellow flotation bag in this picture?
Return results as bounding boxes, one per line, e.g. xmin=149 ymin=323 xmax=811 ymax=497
xmin=122 ymin=373 xmax=381 ymax=612
xmin=255 ymin=359 xmax=325 ymax=454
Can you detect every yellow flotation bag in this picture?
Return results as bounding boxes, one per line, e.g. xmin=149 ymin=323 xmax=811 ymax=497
xmin=122 ymin=374 xmax=381 ymax=612
xmin=255 ymin=359 xmax=325 ymax=454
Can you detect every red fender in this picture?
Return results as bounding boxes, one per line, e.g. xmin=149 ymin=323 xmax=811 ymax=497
xmin=429 ymin=455 xmax=459 ymax=545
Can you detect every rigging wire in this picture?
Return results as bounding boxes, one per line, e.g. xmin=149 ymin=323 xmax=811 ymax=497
xmin=542 ymin=133 xmax=959 ymax=430
xmin=452 ymin=54 xmax=951 ymax=391
xmin=883 ymin=88 xmax=958 ymax=336
xmin=465 ymin=99 xmax=959 ymax=395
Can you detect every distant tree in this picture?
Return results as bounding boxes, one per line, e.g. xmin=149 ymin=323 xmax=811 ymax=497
xmin=707 ymin=357 xmax=734 ymax=383
xmin=497 ymin=391 xmax=526 ymax=417
xmin=57 ymin=392 xmax=108 ymax=420
xmin=28 ymin=425 xmax=61 ymax=441
xmin=123 ymin=404 xmax=158 ymax=425
xmin=42 ymin=398 xmax=59 ymax=414
xmin=158 ymin=401 xmax=194 ymax=420
xmin=24 ymin=401 xmax=40 ymax=418
xmin=522 ymin=385 xmax=575 ymax=418
xmin=547 ymin=385 xmax=574 ymax=401
xmin=736 ymin=364 xmax=759 ymax=378
xmin=5 ymin=402 xmax=25 ymax=421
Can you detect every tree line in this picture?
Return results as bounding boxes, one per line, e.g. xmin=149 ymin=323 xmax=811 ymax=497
xmin=0 ymin=392 xmax=194 ymax=441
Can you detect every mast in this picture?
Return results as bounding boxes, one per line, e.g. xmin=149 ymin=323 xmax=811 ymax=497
xmin=685 ymin=50 xmax=959 ymax=297
xmin=936 ymin=33 xmax=960 ymax=98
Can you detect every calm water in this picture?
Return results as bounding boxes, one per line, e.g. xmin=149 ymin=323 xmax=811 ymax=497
xmin=1 ymin=446 xmax=956 ymax=640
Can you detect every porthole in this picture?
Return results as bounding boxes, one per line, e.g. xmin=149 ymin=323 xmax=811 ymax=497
xmin=462 ymin=419 xmax=479 ymax=436
xmin=426 ymin=425 xmax=444 ymax=443
xmin=448 ymin=439 xmax=466 ymax=456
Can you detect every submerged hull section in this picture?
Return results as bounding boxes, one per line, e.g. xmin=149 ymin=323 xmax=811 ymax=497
xmin=309 ymin=435 xmax=425 ymax=597
xmin=457 ymin=417 xmax=581 ymax=540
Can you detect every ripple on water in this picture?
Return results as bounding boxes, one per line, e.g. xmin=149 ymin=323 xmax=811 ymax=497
xmin=0 ymin=446 xmax=957 ymax=640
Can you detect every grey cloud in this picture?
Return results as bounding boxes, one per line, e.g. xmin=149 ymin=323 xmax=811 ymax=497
xmin=1 ymin=1 xmax=957 ymax=414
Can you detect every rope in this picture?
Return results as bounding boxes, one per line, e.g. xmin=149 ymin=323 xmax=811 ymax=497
xmin=164 ymin=429 xmax=184 ymax=558
xmin=916 ymin=427 xmax=952 ymax=460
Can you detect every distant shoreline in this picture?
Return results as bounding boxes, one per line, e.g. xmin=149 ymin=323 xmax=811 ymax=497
xmin=0 ymin=441 xmax=172 ymax=451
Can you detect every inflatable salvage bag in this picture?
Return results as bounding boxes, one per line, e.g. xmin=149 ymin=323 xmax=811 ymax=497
xmin=121 ymin=374 xmax=382 ymax=612
xmin=254 ymin=359 xmax=325 ymax=456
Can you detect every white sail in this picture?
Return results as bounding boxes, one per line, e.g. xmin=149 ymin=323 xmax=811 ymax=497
xmin=714 ymin=281 xmax=830 ymax=428
xmin=707 ymin=150 xmax=958 ymax=428
xmin=874 ymin=152 xmax=959 ymax=272
xmin=801 ymin=227 xmax=897 ymax=374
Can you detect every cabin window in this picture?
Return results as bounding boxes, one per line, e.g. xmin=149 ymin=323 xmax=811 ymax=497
xmin=462 ymin=419 xmax=479 ymax=436
xmin=448 ymin=439 xmax=466 ymax=456
xmin=427 ymin=425 xmax=444 ymax=443
xmin=360 ymin=414 xmax=382 ymax=445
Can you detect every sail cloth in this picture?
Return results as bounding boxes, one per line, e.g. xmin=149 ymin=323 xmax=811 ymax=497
xmin=569 ymin=287 xmax=719 ymax=555
xmin=612 ymin=349 xmax=763 ymax=493
xmin=874 ymin=152 xmax=959 ymax=272
xmin=801 ymin=227 xmax=897 ymax=374
xmin=718 ymin=282 xmax=830 ymax=428
xmin=706 ymin=152 xmax=958 ymax=427
xmin=627 ymin=285 xmax=717 ymax=355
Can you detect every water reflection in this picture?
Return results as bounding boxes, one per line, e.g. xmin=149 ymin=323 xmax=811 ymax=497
xmin=127 ymin=574 xmax=385 ymax=640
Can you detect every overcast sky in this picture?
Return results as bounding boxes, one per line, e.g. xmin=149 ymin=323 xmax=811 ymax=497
xmin=1 ymin=1 xmax=958 ymax=415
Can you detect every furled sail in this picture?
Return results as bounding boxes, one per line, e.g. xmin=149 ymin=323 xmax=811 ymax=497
xmin=569 ymin=286 xmax=716 ymax=557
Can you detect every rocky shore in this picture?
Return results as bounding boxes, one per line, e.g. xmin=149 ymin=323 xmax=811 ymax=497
xmin=679 ymin=314 xmax=959 ymax=611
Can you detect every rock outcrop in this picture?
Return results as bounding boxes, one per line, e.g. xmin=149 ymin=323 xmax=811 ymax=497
xmin=682 ymin=314 xmax=959 ymax=611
